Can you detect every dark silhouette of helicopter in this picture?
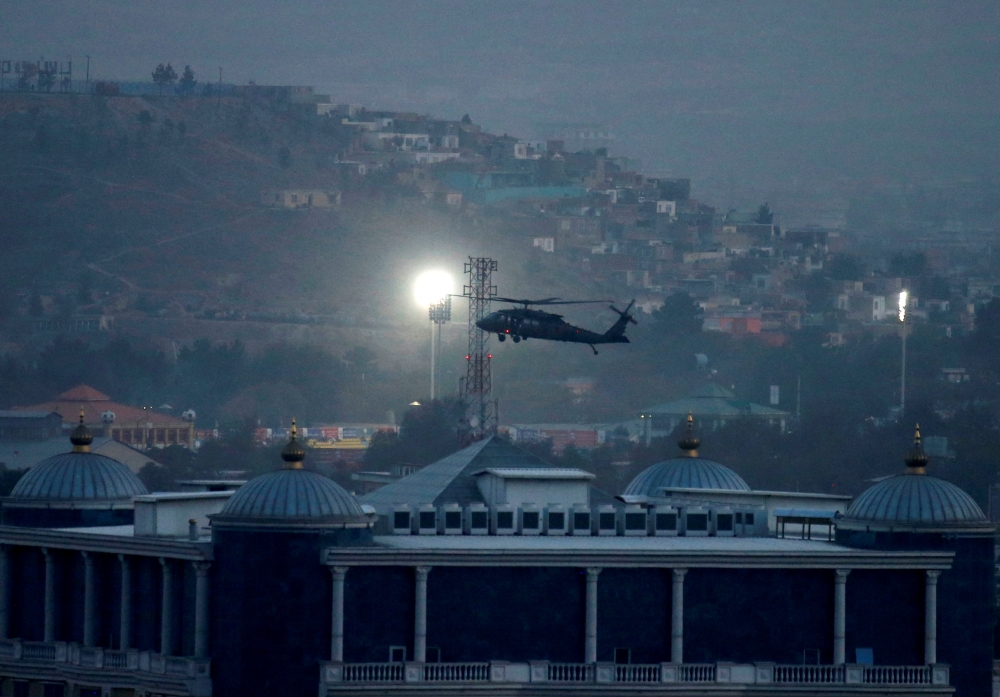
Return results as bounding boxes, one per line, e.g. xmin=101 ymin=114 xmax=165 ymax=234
xmin=476 ymin=297 xmax=637 ymax=354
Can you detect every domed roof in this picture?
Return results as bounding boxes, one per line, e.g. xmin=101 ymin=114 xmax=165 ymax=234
xmin=624 ymin=413 xmax=751 ymax=495
xmin=9 ymin=414 xmax=148 ymax=502
xmin=841 ymin=425 xmax=988 ymax=528
xmin=215 ymin=420 xmax=367 ymax=525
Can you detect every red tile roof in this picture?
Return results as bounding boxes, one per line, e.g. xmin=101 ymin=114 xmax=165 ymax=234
xmin=16 ymin=385 xmax=191 ymax=428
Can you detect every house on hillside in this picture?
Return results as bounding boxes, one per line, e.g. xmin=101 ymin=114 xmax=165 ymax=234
xmin=262 ymin=190 xmax=341 ymax=209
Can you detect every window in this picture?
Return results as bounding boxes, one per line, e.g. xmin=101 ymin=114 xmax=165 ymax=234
xmin=686 ymin=513 xmax=708 ymax=532
xmin=389 ymin=646 xmax=406 ymax=663
xmin=548 ymin=512 xmax=565 ymax=529
xmin=745 ymin=513 xmax=755 ymax=526
xmin=13 ymin=682 xmax=29 ymax=697
xmin=522 ymin=511 xmax=540 ymax=529
xmin=496 ymin=511 xmax=514 ymax=529
xmin=655 ymin=513 xmax=677 ymax=531
xmin=419 ymin=511 xmax=436 ymax=529
xmin=625 ymin=512 xmax=646 ymax=531
xmin=471 ymin=511 xmax=488 ymax=529
xmin=43 ymin=686 xmax=64 ymax=697
xmin=393 ymin=511 xmax=410 ymax=529
xmin=614 ymin=648 xmax=631 ymax=665
xmin=735 ymin=512 xmax=743 ymax=524
xmin=573 ymin=512 xmax=590 ymax=530
xmin=599 ymin=512 xmax=616 ymax=530
xmin=444 ymin=511 xmax=461 ymax=529
xmin=716 ymin=514 xmax=734 ymax=532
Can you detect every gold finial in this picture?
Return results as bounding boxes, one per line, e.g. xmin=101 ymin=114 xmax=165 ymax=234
xmin=904 ymin=423 xmax=928 ymax=473
xmin=281 ymin=418 xmax=306 ymax=469
xmin=678 ymin=412 xmax=700 ymax=457
xmin=70 ymin=407 xmax=93 ymax=453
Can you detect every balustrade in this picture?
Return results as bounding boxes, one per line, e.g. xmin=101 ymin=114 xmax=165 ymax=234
xmin=676 ymin=663 xmax=716 ymax=682
xmin=774 ymin=664 xmax=845 ymax=683
xmin=423 ymin=662 xmax=489 ymax=682
xmin=615 ymin=664 xmax=661 ymax=682
xmin=547 ymin=663 xmax=594 ymax=682
xmin=342 ymin=663 xmax=404 ymax=682
xmin=864 ymin=665 xmax=932 ymax=684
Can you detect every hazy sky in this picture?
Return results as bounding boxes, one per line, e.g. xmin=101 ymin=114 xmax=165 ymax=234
xmin=4 ymin=1 xmax=999 ymax=207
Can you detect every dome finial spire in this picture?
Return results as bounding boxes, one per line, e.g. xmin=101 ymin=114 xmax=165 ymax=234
xmin=281 ymin=418 xmax=306 ymax=469
xmin=69 ymin=406 xmax=93 ymax=452
xmin=904 ymin=423 xmax=928 ymax=474
xmin=678 ymin=412 xmax=700 ymax=457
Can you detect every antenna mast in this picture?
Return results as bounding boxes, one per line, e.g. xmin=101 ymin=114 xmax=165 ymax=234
xmin=461 ymin=257 xmax=498 ymax=442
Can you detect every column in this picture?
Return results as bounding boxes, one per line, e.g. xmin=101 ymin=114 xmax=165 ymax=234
xmin=194 ymin=562 xmax=211 ymax=659
xmin=414 ymin=567 xmax=431 ymax=663
xmin=43 ymin=548 xmax=55 ymax=643
xmin=585 ymin=568 xmax=601 ymax=663
xmin=82 ymin=552 xmax=96 ymax=647
xmin=118 ymin=555 xmax=131 ymax=650
xmin=330 ymin=567 xmax=348 ymax=662
xmin=159 ymin=558 xmax=173 ymax=656
xmin=671 ymin=568 xmax=687 ymax=663
xmin=0 ymin=545 xmax=9 ymax=639
xmin=925 ymin=570 xmax=940 ymax=665
xmin=833 ymin=569 xmax=850 ymax=665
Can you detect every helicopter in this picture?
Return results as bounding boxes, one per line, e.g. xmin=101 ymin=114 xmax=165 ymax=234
xmin=476 ymin=297 xmax=637 ymax=354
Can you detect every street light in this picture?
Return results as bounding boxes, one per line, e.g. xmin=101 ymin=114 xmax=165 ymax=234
xmin=414 ymin=271 xmax=454 ymax=400
xmin=899 ymin=290 xmax=908 ymax=417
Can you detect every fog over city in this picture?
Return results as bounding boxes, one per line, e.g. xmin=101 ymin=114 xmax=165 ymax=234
xmin=1 ymin=3 xmax=1000 ymax=697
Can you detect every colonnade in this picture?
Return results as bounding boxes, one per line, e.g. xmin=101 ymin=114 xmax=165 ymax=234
xmin=328 ymin=565 xmax=942 ymax=666
xmin=0 ymin=546 xmax=211 ymax=659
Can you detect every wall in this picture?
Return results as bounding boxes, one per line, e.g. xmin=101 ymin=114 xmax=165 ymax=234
xmin=210 ymin=528 xmax=371 ymax=697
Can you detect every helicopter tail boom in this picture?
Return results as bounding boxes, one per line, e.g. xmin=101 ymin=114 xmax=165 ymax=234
xmin=604 ymin=299 xmax=638 ymax=340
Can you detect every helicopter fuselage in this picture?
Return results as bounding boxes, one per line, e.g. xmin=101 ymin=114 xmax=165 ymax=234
xmin=476 ymin=308 xmax=629 ymax=347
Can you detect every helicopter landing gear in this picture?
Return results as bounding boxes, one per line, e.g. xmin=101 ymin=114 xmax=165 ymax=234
xmin=512 ymin=335 xmax=521 ymax=343
xmin=498 ymin=334 xmax=506 ymax=342
xmin=589 ymin=345 xmax=598 ymax=355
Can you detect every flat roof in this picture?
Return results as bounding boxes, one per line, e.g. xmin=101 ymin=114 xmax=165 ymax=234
xmin=370 ymin=535 xmax=848 ymax=553
xmin=322 ymin=534 xmax=955 ymax=570
xmin=474 ymin=468 xmax=595 ymax=480
xmin=653 ymin=487 xmax=852 ymax=501
xmin=134 ymin=491 xmax=234 ymax=502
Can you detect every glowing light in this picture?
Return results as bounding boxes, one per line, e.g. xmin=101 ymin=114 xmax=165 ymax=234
xmin=898 ymin=290 xmax=908 ymax=322
xmin=414 ymin=270 xmax=454 ymax=308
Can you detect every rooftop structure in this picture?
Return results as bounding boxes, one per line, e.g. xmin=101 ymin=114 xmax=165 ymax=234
xmin=640 ymin=383 xmax=789 ymax=444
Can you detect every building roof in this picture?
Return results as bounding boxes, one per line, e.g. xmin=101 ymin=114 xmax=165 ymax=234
xmin=0 ymin=436 xmax=156 ymax=473
xmin=840 ymin=426 xmax=991 ymax=531
xmin=0 ymin=411 xmax=60 ymax=419
xmin=8 ymin=451 xmax=148 ymax=502
xmin=473 ymin=468 xmax=595 ymax=480
xmin=216 ymin=469 xmax=366 ymax=522
xmin=15 ymin=384 xmax=191 ymax=428
xmin=215 ymin=423 xmax=368 ymax=525
xmin=842 ymin=474 xmax=987 ymax=527
xmin=624 ymin=456 xmax=751 ymax=495
xmin=361 ymin=436 xmax=597 ymax=511
xmin=644 ymin=383 xmax=788 ymax=418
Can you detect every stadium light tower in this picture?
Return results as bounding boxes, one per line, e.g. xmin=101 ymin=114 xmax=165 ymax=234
xmin=899 ymin=290 xmax=908 ymax=417
xmin=414 ymin=271 xmax=454 ymax=400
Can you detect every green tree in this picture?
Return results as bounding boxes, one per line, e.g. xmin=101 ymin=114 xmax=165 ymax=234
xmin=363 ymin=399 xmax=463 ymax=469
xmin=889 ymin=252 xmax=928 ymax=278
xmin=650 ymin=292 xmax=704 ymax=336
xmin=755 ymin=203 xmax=774 ymax=225
xmin=152 ymin=63 xmax=178 ymax=94
xmin=827 ymin=254 xmax=864 ymax=281
xmin=37 ymin=70 xmax=55 ymax=92
xmin=179 ymin=65 xmax=197 ymax=95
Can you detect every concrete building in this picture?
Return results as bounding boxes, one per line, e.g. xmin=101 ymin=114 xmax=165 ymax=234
xmin=15 ymin=386 xmax=195 ymax=450
xmin=640 ymin=383 xmax=789 ymax=443
xmin=0 ymin=423 xmax=990 ymax=697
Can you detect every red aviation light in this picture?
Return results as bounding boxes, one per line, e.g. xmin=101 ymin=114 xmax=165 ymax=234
xmin=488 ymin=354 xmax=493 ymax=359
xmin=466 ymin=355 xmax=471 ymax=360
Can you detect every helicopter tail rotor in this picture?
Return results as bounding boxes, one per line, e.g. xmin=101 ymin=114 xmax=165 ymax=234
xmin=605 ymin=299 xmax=638 ymax=339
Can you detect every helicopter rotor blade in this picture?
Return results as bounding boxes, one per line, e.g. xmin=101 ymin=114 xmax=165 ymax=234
xmin=493 ymin=297 xmax=611 ymax=306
